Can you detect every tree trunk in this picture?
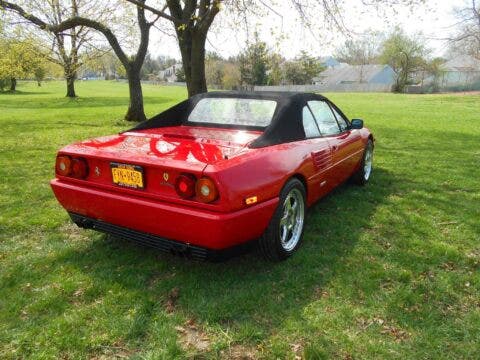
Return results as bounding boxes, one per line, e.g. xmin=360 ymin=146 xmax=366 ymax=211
xmin=10 ymin=78 xmax=16 ymax=91
xmin=66 ymin=75 xmax=76 ymax=98
xmin=179 ymin=33 xmax=208 ymax=97
xmin=189 ymin=34 xmax=208 ymax=97
xmin=125 ymin=68 xmax=146 ymax=122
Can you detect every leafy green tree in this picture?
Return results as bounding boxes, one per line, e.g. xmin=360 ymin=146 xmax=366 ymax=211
xmin=0 ymin=37 xmax=43 ymax=91
xmin=284 ymin=51 xmax=324 ymax=85
xmin=239 ymin=35 xmax=270 ymax=86
xmin=0 ymin=78 xmax=8 ymax=91
xmin=380 ymin=28 xmax=427 ymax=92
xmin=205 ymin=52 xmax=224 ymax=88
xmin=222 ymin=62 xmax=241 ymax=90
xmin=425 ymin=57 xmax=446 ymax=93
xmin=34 ymin=65 xmax=46 ymax=86
xmin=298 ymin=51 xmax=324 ymax=83
xmin=283 ymin=61 xmax=304 ymax=85
xmin=267 ymin=53 xmax=284 ymax=85
xmin=175 ymin=66 xmax=186 ymax=82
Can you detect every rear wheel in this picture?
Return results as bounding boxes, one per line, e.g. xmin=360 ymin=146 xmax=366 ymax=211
xmin=258 ymin=178 xmax=306 ymax=261
xmin=352 ymin=139 xmax=374 ymax=185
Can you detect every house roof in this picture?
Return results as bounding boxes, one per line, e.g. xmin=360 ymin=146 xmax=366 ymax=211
xmin=314 ymin=64 xmax=393 ymax=85
xmin=443 ymin=55 xmax=480 ymax=72
xmin=318 ymin=56 xmax=340 ymax=67
xmin=158 ymin=63 xmax=183 ymax=76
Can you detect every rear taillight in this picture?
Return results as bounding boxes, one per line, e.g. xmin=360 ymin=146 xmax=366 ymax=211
xmin=56 ymin=155 xmax=72 ymax=176
xmin=56 ymin=155 xmax=89 ymax=179
xmin=175 ymin=174 xmax=219 ymax=203
xmin=196 ymin=177 xmax=218 ymax=203
xmin=175 ymin=174 xmax=196 ymax=198
xmin=71 ymin=158 xmax=88 ymax=179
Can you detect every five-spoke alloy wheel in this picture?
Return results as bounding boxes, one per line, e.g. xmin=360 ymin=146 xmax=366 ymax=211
xmin=279 ymin=188 xmax=305 ymax=252
xmin=352 ymin=139 xmax=374 ymax=185
xmin=259 ymin=178 xmax=306 ymax=261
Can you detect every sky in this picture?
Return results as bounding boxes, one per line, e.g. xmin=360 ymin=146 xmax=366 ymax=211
xmin=148 ymin=0 xmax=467 ymax=60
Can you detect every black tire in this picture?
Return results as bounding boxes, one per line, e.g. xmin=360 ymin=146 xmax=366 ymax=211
xmin=352 ymin=139 xmax=374 ymax=186
xmin=258 ymin=178 xmax=307 ymax=261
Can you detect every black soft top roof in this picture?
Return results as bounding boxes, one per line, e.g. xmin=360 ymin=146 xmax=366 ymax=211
xmin=128 ymin=91 xmax=346 ymax=148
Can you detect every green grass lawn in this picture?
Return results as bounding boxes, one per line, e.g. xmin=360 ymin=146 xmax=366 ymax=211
xmin=1 ymin=81 xmax=479 ymax=359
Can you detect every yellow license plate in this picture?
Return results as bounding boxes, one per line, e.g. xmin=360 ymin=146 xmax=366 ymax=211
xmin=111 ymin=163 xmax=144 ymax=189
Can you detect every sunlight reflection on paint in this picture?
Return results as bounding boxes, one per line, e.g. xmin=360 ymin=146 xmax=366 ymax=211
xmin=233 ymin=131 xmax=250 ymax=144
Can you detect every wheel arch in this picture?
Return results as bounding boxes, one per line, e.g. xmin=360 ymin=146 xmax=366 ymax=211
xmin=368 ymin=134 xmax=375 ymax=146
xmin=288 ymin=173 xmax=308 ymax=198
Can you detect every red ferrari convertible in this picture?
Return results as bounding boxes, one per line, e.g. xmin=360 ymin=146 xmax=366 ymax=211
xmin=51 ymin=92 xmax=374 ymax=261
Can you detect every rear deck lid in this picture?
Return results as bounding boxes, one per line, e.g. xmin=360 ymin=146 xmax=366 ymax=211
xmin=57 ymin=126 xmax=262 ymax=200
xmin=63 ymin=125 xmax=262 ymax=170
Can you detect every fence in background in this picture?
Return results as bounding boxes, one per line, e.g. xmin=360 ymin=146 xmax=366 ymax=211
xmin=254 ymin=83 xmax=393 ymax=93
xmin=115 ymin=79 xmax=187 ymax=87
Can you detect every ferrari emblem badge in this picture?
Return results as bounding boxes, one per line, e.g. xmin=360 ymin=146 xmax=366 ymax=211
xmin=163 ymin=172 xmax=169 ymax=182
xmin=95 ymin=166 xmax=101 ymax=176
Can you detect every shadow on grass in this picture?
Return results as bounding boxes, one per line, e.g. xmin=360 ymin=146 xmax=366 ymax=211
xmin=0 ymin=96 xmax=178 ymax=109
xmin=0 ymin=90 xmax=52 ymax=96
xmin=53 ymin=121 xmax=108 ymax=128
xmin=8 ymin=167 xmax=396 ymax=341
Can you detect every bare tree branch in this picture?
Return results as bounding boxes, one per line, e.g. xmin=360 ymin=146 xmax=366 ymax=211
xmin=124 ymin=0 xmax=182 ymax=24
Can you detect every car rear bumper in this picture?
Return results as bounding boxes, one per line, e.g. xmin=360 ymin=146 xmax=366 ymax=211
xmin=68 ymin=212 xmax=254 ymax=261
xmin=51 ymin=179 xmax=278 ymax=252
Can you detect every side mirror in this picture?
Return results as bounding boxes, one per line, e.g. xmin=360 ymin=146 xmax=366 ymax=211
xmin=350 ymin=119 xmax=364 ymax=129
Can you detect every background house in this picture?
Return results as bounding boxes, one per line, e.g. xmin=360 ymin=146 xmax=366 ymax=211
xmin=158 ymin=63 xmax=182 ymax=83
xmin=313 ymin=64 xmax=395 ymax=86
xmin=318 ymin=56 xmax=346 ymax=69
xmin=438 ymin=55 xmax=480 ymax=89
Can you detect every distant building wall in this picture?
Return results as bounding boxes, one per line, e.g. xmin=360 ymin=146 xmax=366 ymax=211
xmin=440 ymin=71 xmax=480 ymax=87
xmin=407 ymin=73 xmax=480 ymax=93
xmin=369 ymin=66 xmax=396 ymax=84
xmin=313 ymin=64 xmax=395 ymax=86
